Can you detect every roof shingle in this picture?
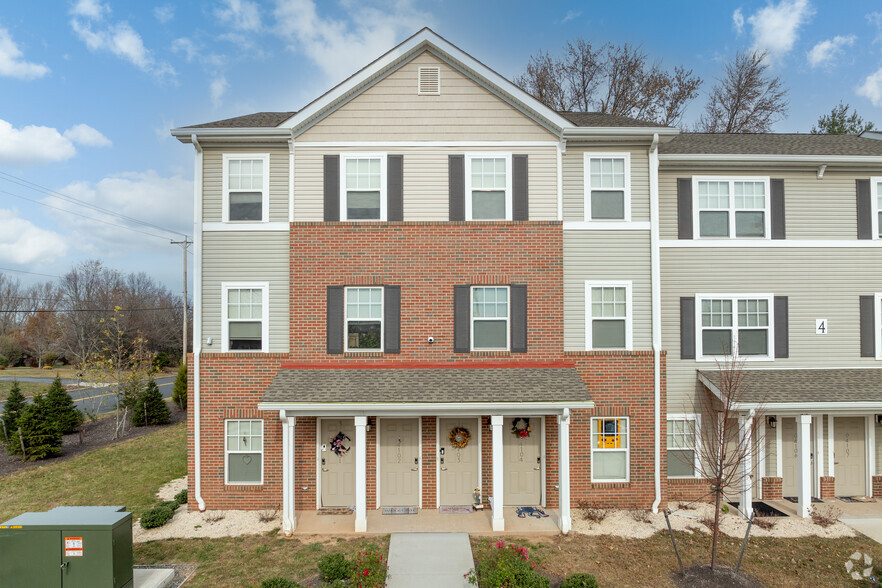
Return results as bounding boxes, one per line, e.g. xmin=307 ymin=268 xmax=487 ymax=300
xmin=699 ymin=368 xmax=882 ymax=405
xmin=558 ymin=111 xmax=667 ymax=128
xmin=661 ymin=133 xmax=882 ymax=156
xmin=183 ymin=111 xmax=296 ymax=129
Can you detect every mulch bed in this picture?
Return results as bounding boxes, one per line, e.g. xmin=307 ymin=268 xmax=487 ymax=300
xmin=672 ymin=564 xmax=762 ymax=588
xmin=0 ymin=407 xmax=186 ymax=477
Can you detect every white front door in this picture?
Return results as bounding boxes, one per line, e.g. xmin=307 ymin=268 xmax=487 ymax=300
xmin=320 ymin=418 xmax=356 ymax=507
xmin=378 ymin=418 xmax=420 ymax=507
xmin=503 ymin=417 xmax=542 ymax=506
xmin=438 ymin=418 xmax=480 ymax=506
xmin=834 ymin=417 xmax=867 ymax=497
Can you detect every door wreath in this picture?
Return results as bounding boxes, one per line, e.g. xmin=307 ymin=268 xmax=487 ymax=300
xmin=448 ymin=426 xmax=471 ymax=448
xmin=330 ymin=431 xmax=350 ymax=456
xmin=511 ymin=417 xmax=531 ymax=438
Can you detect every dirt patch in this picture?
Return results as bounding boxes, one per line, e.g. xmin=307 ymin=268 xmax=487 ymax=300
xmin=0 ymin=406 xmax=186 ymax=477
xmin=672 ymin=564 xmax=762 ymax=588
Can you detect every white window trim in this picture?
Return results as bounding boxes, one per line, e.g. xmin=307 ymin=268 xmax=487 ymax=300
xmin=221 ymin=282 xmax=270 ymax=353
xmin=871 ymin=177 xmax=882 ymax=240
xmin=470 ymin=285 xmax=510 ymax=352
xmin=692 ymin=175 xmax=771 ymax=240
xmin=344 ymin=286 xmax=384 ymax=353
xmin=224 ymin=418 xmax=264 ymax=485
xmin=695 ymin=293 xmax=775 ymax=362
xmin=340 ymin=153 xmax=387 ymax=221
xmin=465 ymin=153 xmax=513 ymax=221
xmin=583 ymin=152 xmax=632 ymax=222
xmin=584 ymin=280 xmax=633 ymax=350
xmin=667 ymin=413 xmax=701 ymax=479
xmin=590 ymin=416 xmax=630 ymax=483
xmin=875 ymin=292 xmax=882 ymax=361
xmin=222 ymin=153 xmax=270 ymax=223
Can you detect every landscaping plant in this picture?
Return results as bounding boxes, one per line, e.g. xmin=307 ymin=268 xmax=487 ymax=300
xmin=174 ymin=489 xmax=188 ymax=504
xmin=352 ymin=550 xmax=388 ymax=588
xmin=45 ymin=375 xmax=83 ymax=434
xmin=131 ymin=378 xmax=171 ymax=427
xmin=466 ymin=541 xmax=549 ymax=588
xmin=172 ymin=362 xmax=187 ymax=410
xmin=318 ymin=552 xmax=353 ymax=583
xmin=140 ymin=501 xmax=178 ymax=529
xmin=7 ymin=393 xmax=63 ymax=460
xmin=260 ymin=578 xmax=303 ymax=588
xmin=560 ymin=573 xmax=599 ymax=588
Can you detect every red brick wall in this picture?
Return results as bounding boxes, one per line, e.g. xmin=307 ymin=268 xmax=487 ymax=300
xmin=421 ymin=417 xmax=437 ymax=509
xmin=873 ymin=476 xmax=882 ymax=498
xmin=668 ymin=478 xmax=713 ymax=503
xmin=820 ymin=476 xmax=835 ymax=499
xmin=762 ymin=477 xmax=783 ymax=500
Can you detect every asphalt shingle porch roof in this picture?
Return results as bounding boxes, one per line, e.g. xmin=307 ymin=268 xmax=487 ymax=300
xmin=698 ymin=368 xmax=882 ymax=405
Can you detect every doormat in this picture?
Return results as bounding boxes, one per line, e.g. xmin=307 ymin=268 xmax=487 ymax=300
xmin=317 ymin=508 xmax=354 ymax=515
xmin=838 ymin=496 xmax=877 ymax=503
xmin=728 ymin=501 xmax=788 ymax=517
xmin=516 ymin=506 xmax=549 ymax=519
xmin=382 ymin=507 xmax=418 ymax=515
xmin=783 ymin=496 xmax=822 ymax=504
xmin=439 ymin=506 xmax=474 ymax=514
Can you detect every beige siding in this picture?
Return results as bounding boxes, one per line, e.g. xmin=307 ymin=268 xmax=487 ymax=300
xmin=662 ymin=247 xmax=882 ymax=410
xmin=202 ymin=146 xmax=289 ymax=223
xmin=201 ymin=231 xmax=289 ymax=353
xmin=293 ymin=145 xmax=558 ymax=221
xmin=876 ymin=421 xmax=882 ymax=475
xmin=563 ymin=145 xmax=651 ymax=222
xmin=659 ymin=168 xmax=865 ymax=241
xmin=765 ymin=428 xmax=777 ymax=477
xmin=297 ymin=51 xmax=557 ymax=142
xmin=564 ymin=231 xmax=652 ymax=350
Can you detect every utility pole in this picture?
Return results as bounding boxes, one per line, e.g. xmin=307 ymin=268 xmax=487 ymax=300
xmin=171 ymin=237 xmax=193 ymax=363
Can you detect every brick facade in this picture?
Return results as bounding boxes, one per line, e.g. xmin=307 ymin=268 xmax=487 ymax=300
xmin=820 ymin=476 xmax=835 ymax=499
xmin=873 ymin=476 xmax=882 ymax=498
xmin=762 ymin=477 xmax=783 ymax=500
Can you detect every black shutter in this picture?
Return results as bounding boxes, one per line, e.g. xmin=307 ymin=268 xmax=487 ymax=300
xmin=680 ymin=297 xmax=695 ymax=359
xmin=454 ymin=285 xmax=470 ymax=353
xmin=857 ymin=179 xmax=872 ymax=240
xmin=387 ymin=155 xmax=403 ymax=221
xmin=771 ymin=179 xmax=786 ymax=240
xmin=774 ymin=296 xmax=789 ymax=358
xmin=327 ymin=286 xmax=344 ymax=354
xmin=449 ymin=155 xmax=465 ymax=221
xmin=860 ymin=295 xmax=876 ymax=357
xmin=384 ymin=285 xmax=401 ymax=354
xmin=510 ymin=284 xmax=527 ymax=353
xmin=323 ymin=155 xmax=340 ymax=222
xmin=677 ymin=178 xmax=693 ymax=240
xmin=512 ymin=155 xmax=529 ymax=221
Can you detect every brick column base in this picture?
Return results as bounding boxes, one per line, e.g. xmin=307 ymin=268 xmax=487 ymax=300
xmin=820 ymin=476 xmax=835 ymax=499
xmin=873 ymin=476 xmax=882 ymax=498
xmin=762 ymin=477 xmax=783 ymax=500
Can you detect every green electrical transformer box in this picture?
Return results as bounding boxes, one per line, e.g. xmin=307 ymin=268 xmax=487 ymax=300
xmin=0 ymin=506 xmax=133 ymax=588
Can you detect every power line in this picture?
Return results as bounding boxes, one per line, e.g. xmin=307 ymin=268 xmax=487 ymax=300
xmin=0 ymin=267 xmax=62 ymax=278
xmin=0 ymin=307 xmax=178 ymax=313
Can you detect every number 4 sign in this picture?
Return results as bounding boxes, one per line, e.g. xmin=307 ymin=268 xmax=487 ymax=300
xmin=816 ymin=319 xmax=828 ymax=335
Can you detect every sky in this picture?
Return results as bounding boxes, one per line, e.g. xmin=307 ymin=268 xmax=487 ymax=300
xmin=2 ymin=0 xmax=882 ymax=296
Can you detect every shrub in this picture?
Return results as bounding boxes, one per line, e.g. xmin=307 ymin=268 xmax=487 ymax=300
xmin=45 ymin=376 xmax=83 ymax=434
xmin=811 ymin=505 xmax=841 ymax=528
xmin=7 ymin=393 xmax=63 ymax=461
xmin=0 ymin=355 xmax=8 ymax=368
xmin=153 ymin=352 xmax=172 ymax=370
xmin=131 ymin=378 xmax=171 ymax=427
xmin=42 ymin=351 xmax=60 ymax=367
xmin=2 ymin=381 xmax=27 ymax=439
xmin=260 ymin=578 xmax=302 ymax=588
xmin=172 ymin=363 xmax=187 ymax=411
xmin=560 ymin=573 xmax=599 ymax=588
xmin=174 ymin=489 xmax=188 ymax=505
xmin=140 ymin=501 xmax=178 ymax=529
xmin=466 ymin=541 xmax=549 ymax=588
xmin=0 ymin=335 xmax=22 ymax=366
xmin=577 ymin=501 xmax=606 ymax=524
xmin=352 ymin=551 xmax=388 ymax=588
xmin=318 ymin=553 xmax=353 ymax=583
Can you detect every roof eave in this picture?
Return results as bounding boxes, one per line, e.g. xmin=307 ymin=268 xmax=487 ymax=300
xmin=659 ymin=153 xmax=882 ymax=165
xmin=258 ymin=400 xmax=595 ymax=416
xmin=171 ymin=127 xmax=292 ymax=144
xmin=563 ymin=127 xmax=679 ymax=140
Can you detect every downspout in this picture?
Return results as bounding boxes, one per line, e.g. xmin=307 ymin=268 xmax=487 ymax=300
xmin=191 ymin=133 xmax=206 ymax=511
xmin=649 ymin=133 xmax=662 ymax=513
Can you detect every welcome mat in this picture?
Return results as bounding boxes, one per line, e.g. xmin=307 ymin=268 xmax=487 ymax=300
xmin=783 ymin=496 xmax=822 ymax=504
xmin=728 ymin=501 xmax=787 ymax=517
xmin=516 ymin=506 xmax=549 ymax=518
xmin=317 ymin=507 xmax=353 ymax=515
xmin=382 ymin=507 xmax=418 ymax=515
xmin=439 ymin=506 xmax=474 ymax=514
xmin=838 ymin=496 xmax=877 ymax=503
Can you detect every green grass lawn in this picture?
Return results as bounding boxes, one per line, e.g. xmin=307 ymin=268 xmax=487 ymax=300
xmin=0 ymin=380 xmax=49 ymax=401
xmin=0 ymin=366 xmax=80 ymax=379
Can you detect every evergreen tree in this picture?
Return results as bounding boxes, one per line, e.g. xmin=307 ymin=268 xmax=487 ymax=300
xmin=2 ymin=381 xmax=27 ymax=441
xmin=8 ymin=393 xmax=62 ymax=460
xmin=132 ymin=378 xmax=171 ymax=427
xmin=45 ymin=376 xmax=83 ymax=434
xmin=172 ymin=363 xmax=187 ymax=411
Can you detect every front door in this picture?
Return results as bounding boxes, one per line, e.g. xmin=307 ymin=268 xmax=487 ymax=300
xmin=503 ymin=417 xmax=542 ymax=506
xmin=379 ymin=418 xmax=420 ymax=507
xmin=320 ymin=418 xmax=356 ymax=507
xmin=835 ymin=417 xmax=866 ymax=496
xmin=438 ymin=418 xmax=480 ymax=506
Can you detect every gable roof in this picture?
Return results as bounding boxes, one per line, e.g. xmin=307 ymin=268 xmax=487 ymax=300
xmin=661 ymin=133 xmax=882 ymax=157
xmin=183 ymin=112 xmax=296 ymax=129
xmin=558 ymin=111 xmax=666 ymax=128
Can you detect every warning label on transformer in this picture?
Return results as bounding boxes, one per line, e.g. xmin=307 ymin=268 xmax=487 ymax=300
xmin=65 ymin=537 xmax=83 ymax=557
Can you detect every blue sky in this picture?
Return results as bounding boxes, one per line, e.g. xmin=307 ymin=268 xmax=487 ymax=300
xmin=2 ymin=0 xmax=882 ymax=294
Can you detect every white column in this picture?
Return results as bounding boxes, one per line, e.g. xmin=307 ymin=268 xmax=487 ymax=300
xmin=867 ymin=416 xmax=876 ymax=497
xmin=355 ymin=416 xmax=367 ymax=532
xmin=827 ymin=415 xmax=835 ymax=477
xmin=558 ymin=410 xmax=571 ymax=534
xmin=757 ymin=418 xmax=766 ymax=500
xmin=739 ymin=413 xmax=753 ymax=519
xmin=491 ymin=415 xmax=504 ymax=531
xmin=814 ymin=415 xmax=824 ymax=497
xmin=797 ymin=414 xmax=812 ymax=518
xmin=281 ymin=415 xmax=297 ymax=535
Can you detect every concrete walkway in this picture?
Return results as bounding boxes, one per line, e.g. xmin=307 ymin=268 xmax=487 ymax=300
xmin=386 ymin=532 xmax=473 ymax=588
xmin=840 ymin=518 xmax=882 ymax=544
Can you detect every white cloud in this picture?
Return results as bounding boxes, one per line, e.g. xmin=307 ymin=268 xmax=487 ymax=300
xmin=63 ymin=124 xmax=111 ymax=147
xmin=70 ymin=0 xmax=109 ymax=20
xmin=216 ymin=0 xmax=262 ymax=31
xmin=273 ymin=0 xmax=432 ymax=83
xmin=868 ymin=12 xmax=882 ymax=44
xmin=807 ymin=34 xmax=856 ymax=68
xmin=210 ymin=75 xmax=229 ymax=107
xmin=733 ymin=8 xmax=744 ymax=35
xmin=561 ymin=10 xmax=581 ymax=24
xmin=0 ymin=210 xmax=68 ymax=264
xmin=0 ymin=119 xmax=76 ymax=165
xmin=154 ymin=5 xmax=175 ymax=23
xmin=0 ymin=27 xmax=50 ymax=79
xmin=746 ymin=0 xmax=815 ymax=63
xmin=858 ymin=67 xmax=882 ymax=107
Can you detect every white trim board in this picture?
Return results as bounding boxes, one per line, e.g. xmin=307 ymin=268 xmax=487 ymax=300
xmin=661 ymin=239 xmax=882 ymax=248
xmin=264 ymin=402 xmax=594 ymax=416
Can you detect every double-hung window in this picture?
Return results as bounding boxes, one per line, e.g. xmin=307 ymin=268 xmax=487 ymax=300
xmin=223 ymin=154 xmax=270 ymax=222
xmin=693 ymin=176 xmax=770 ymax=238
xmin=591 ymin=417 xmax=629 ymax=482
xmin=471 ymin=286 xmax=509 ymax=350
xmin=222 ymin=283 xmax=269 ymax=352
xmin=226 ymin=419 xmax=263 ymax=484
xmin=872 ymin=177 xmax=882 ymax=239
xmin=345 ymin=286 xmax=383 ymax=351
xmin=466 ymin=154 xmax=511 ymax=220
xmin=697 ymin=294 xmax=774 ymax=360
xmin=584 ymin=153 xmax=631 ymax=221
xmin=341 ymin=154 xmax=386 ymax=220
xmin=667 ymin=415 xmax=699 ymax=477
xmin=585 ymin=281 xmax=632 ymax=350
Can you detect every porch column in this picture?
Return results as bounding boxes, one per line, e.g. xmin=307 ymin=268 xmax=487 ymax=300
xmin=558 ymin=409 xmax=571 ymax=534
xmin=814 ymin=415 xmax=824 ymax=497
xmin=491 ymin=415 xmax=504 ymax=531
xmin=281 ymin=415 xmax=297 ymax=535
xmin=355 ymin=416 xmax=367 ymax=532
xmin=797 ymin=414 xmax=812 ymax=518
xmin=739 ymin=413 xmax=753 ymax=519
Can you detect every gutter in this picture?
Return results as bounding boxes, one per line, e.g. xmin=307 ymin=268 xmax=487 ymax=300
xmin=191 ymin=134 xmax=206 ymax=511
xmin=649 ymin=133 xmax=663 ymax=514
xmin=658 ymin=153 xmax=882 ymax=165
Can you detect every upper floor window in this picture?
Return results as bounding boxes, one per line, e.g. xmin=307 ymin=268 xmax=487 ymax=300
xmin=472 ymin=286 xmax=509 ymax=350
xmin=696 ymin=294 xmax=774 ymax=361
xmin=223 ymin=154 xmax=270 ymax=222
xmin=466 ymin=154 xmax=511 ymax=220
xmin=341 ymin=154 xmax=387 ymax=220
xmin=585 ymin=281 xmax=632 ymax=350
xmin=222 ymin=282 xmax=269 ymax=352
xmin=584 ymin=153 xmax=631 ymax=221
xmin=345 ymin=286 xmax=383 ymax=351
xmin=693 ymin=176 xmax=770 ymax=239
xmin=872 ymin=177 xmax=882 ymax=239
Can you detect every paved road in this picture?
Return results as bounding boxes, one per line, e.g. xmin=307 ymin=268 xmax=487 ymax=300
xmin=0 ymin=376 xmax=175 ymax=416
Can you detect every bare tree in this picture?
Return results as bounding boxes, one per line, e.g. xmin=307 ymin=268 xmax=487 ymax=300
xmin=562 ymin=38 xmax=603 ymax=113
xmin=697 ymin=50 xmax=789 ymax=133
xmin=514 ymin=50 xmax=571 ymax=111
xmin=22 ymin=310 xmax=60 ymax=368
xmin=57 ymin=260 xmax=123 ymax=365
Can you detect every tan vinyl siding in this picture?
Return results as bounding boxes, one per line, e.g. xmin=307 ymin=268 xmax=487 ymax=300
xmin=201 ymin=231 xmax=289 ymax=353
xmin=293 ymin=145 xmax=558 ymax=221
xmin=563 ymin=145 xmax=650 ymax=222
xmin=765 ymin=428 xmax=777 ymax=477
xmin=662 ymin=247 xmax=882 ymax=409
xmin=659 ymin=167 xmax=865 ymax=241
xmin=297 ymin=51 xmax=557 ymax=142
xmin=202 ymin=146 xmax=289 ymax=223
xmin=876 ymin=421 xmax=882 ymax=475
xmin=564 ymin=231 xmax=651 ymax=350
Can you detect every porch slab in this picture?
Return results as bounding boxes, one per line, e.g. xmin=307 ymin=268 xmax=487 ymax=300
xmin=387 ymin=532 xmax=472 ymax=588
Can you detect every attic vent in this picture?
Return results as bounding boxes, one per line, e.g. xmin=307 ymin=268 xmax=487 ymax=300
xmin=418 ymin=66 xmax=440 ymax=95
